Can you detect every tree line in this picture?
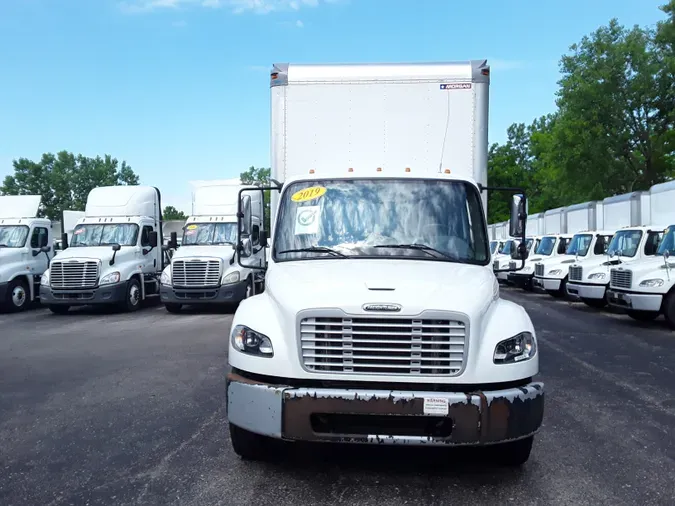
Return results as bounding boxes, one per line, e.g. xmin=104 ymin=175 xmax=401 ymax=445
xmin=2 ymin=2 xmax=671 ymax=226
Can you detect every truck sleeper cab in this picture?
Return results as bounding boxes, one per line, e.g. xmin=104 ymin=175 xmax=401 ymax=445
xmin=227 ymin=173 xmax=543 ymax=466
xmin=566 ymin=226 xmax=663 ymax=308
xmin=606 ymin=224 xmax=675 ymax=326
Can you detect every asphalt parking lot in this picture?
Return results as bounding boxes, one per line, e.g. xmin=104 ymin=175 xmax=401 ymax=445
xmin=2 ymin=290 xmax=675 ymax=506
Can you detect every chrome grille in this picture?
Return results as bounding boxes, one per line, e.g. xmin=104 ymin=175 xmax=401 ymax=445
xmin=300 ymin=316 xmax=467 ymax=376
xmin=509 ymin=261 xmax=516 ymax=270
xmin=172 ymin=259 xmax=221 ymax=287
xmin=569 ymin=266 xmax=583 ymax=282
xmin=493 ymin=260 xmax=499 ymax=270
xmin=535 ymin=263 xmax=544 ymax=277
xmin=50 ymin=260 xmax=99 ymax=289
xmin=610 ymin=269 xmax=632 ymax=290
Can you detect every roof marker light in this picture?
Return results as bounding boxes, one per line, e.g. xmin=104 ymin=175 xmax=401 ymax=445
xmin=376 ymin=167 xmax=382 ymax=172
xmin=348 ymin=167 xmax=353 ymax=172
xmin=309 ymin=169 xmax=315 ymax=174
xmin=405 ymin=167 xmax=411 ymax=172
xmin=444 ymin=169 xmax=451 ymax=174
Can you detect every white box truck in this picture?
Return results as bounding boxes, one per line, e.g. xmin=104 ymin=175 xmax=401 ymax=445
xmin=0 ymin=195 xmax=54 ymax=312
xmin=159 ymin=180 xmax=265 ymax=312
xmin=40 ymin=185 xmax=165 ymax=313
xmin=226 ymin=61 xmax=543 ymax=466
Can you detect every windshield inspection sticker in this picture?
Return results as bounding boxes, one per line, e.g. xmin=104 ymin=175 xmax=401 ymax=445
xmin=294 ymin=206 xmax=321 ymax=235
xmin=186 ymin=224 xmax=198 ymax=230
xmin=423 ymin=397 xmax=449 ymax=416
xmin=291 ymin=186 xmax=327 ymax=203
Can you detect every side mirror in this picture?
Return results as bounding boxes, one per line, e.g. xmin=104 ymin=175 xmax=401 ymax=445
xmin=112 ymin=244 xmax=122 ymax=252
xmin=238 ymin=237 xmax=252 ymax=258
xmin=240 ymin=195 xmax=252 ymax=237
xmin=509 ymin=194 xmax=527 ymax=237
xmin=40 ymin=245 xmax=51 ymax=253
xmin=665 ymin=250 xmax=671 ymax=260
xmin=259 ymin=230 xmax=269 ymax=248
xmin=517 ymin=242 xmax=529 ymax=261
xmin=61 ymin=232 xmax=69 ymax=250
xmin=170 ymin=232 xmax=178 ymax=249
xmin=149 ymin=231 xmax=158 ymax=248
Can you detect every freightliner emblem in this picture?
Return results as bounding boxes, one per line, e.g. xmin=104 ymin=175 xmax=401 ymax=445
xmin=362 ymin=303 xmax=402 ymax=312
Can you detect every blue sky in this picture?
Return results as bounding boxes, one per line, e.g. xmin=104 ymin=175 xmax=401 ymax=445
xmin=0 ymin=0 xmax=667 ymax=212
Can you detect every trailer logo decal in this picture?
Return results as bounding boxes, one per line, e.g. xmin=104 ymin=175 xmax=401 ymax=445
xmin=291 ymin=186 xmax=327 ymax=203
xmin=440 ymin=83 xmax=472 ymax=90
xmin=362 ymin=303 xmax=402 ymax=312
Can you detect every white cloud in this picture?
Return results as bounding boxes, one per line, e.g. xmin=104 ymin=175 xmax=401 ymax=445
xmin=295 ymin=19 xmax=304 ymax=27
xmin=119 ymin=0 xmax=338 ymax=14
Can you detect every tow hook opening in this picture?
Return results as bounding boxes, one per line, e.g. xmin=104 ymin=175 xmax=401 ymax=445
xmin=310 ymin=413 xmax=454 ymax=438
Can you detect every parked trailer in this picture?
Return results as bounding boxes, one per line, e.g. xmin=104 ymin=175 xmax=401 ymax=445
xmin=40 ymin=186 xmax=166 ymax=313
xmin=226 ymin=60 xmax=543 ymax=466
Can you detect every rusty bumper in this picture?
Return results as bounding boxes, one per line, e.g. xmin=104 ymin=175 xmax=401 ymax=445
xmin=226 ymin=372 xmax=544 ymax=446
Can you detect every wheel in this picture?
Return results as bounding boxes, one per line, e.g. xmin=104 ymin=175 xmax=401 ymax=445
xmin=164 ymin=303 xmax=182 ymax=314
xmin=491 ymin=436 xmax=534 ymax=467
xmin=120 ymin=278 xmax=142 ymax=312
xmin=664 ymin=291 xmax=675 ymax=329
xmin=229 ymin=423 xmax=272 ymax=460
xmin=627 ymin=310 xmax=660 ymax=321
xmin=49 ymin=305 xmax=70 ymax=314
xmin=5 ymin=278 xmax=29 ymax=312
xmin=582 ymin=297 xmax=606 ymax=309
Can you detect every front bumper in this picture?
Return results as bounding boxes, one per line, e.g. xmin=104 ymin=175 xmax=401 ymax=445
xmin=495 ymin=271 xmax=509 ymax=281
xmin=507 ymin=272 xmax=534 ymax=288
xmin=566 ymin=282 xmax=607 ymax=300
xmin=39 ymin=282 xmax=127 ymax=306
xmin=226 ymin=372 xmax=544 ymax=446
xmin=606 ymin=289 xmax=663 ymax=312
xmin=160 ymin=279 xmax=248 ymax=304
xmin=533 ymin=277 xmax=561 ymax=291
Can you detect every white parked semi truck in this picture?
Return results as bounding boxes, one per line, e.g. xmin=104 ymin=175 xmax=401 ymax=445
xmin=159 ymin=180 xmax=265 ymax=312
xmin=0 ymin=195 xmax=53 ymax=311
xmin=40 ymin=185 xmax=165 ymax=313
xmin=226 ymin=60 xmax=543 ymax=466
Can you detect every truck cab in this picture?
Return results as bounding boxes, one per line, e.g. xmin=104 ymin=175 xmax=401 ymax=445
xmin=566 ymin=226 xmax=663 ymax=307
xmin=535 ymin=230 xmax=614 ymax=299
xmin=159 ymin=181 xmax=265 ymax=312
xmin=0 ymin=195 xmax=53 ymax=312
xmin=40 ymin=186 xmax=165 ymax=313
xmin=606 ymin=225 xmax=675 ymax=326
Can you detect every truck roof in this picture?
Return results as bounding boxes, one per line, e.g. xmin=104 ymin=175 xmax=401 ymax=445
xmin=85 ymin=186 xmax=160 ymax=219
xmin=281 ymin=168 xmax=481 ymax=187
xmin=0 ymin=195 xmax=42 ymax=220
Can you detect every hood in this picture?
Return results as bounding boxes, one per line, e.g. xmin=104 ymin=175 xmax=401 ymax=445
xmin=50 ymin=246 xmax=134 ymax=267
xmin=0 ymin=248 xmax=23 ymax=261
xmin=265 ymin=259 xmax=497 ymax=317
xmin=614 ymin=256 xmax=674 ymax=276
xmin=171 ymin=245 xmax=235 ymax=263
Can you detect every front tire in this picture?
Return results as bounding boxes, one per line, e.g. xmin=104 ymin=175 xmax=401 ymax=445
xmin=229 ymin=423 xmax=272 ymax=461
xmin=49 ymin=305 xmax=70 ymax=314
xmin=164 ymin=303 xmax=182 ymax=314
xmin=5 ymin=278 xmax=29 ymax=312
xmin=491 ymin=436 xmax=534 ymax=467
xmin=664 ymin=291 xmax=675 ymax=329
xmin=121 ymin=278 xmax=142 ymax=312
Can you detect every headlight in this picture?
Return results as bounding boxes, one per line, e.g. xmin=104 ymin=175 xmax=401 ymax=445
xmin=588 ymin=272 xmax=606 ymax=280
xmin=523 ymin=265 xmax=533 ymax=273
xmin=160 ymin=269 xmax=171 ymax=285
xmin=40 ymin=270 xmax=50 ymax=286
xmin=494 ymin=332 xmax=537 ymax=364
xmin=222 ymin=271 xmax=240 ymax=285
xmin=548 ymin=269 xmax=562 ymax=276
xmin=231 ymin=325 xmax=273 ymax=357
xmin=639 ymin=278 xmax=664 ymax=288
xmin=100 ymin=272 xmax=121 ymax=285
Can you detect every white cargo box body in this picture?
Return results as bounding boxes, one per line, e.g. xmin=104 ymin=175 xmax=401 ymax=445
xmin=566 ymin=201 xmax=599 ymax=234
xmin=84 ymin=186 xmax=160 ymax=220
xmin=270 ymin=60 xmax=490 ymax=226
xmin=544 ymin=207 xmax=566 ymax=235
xmin=526 ymin=212 xmax=544 ymax=236
xmin=602 ymin=191 xmax=644 ymax=230
xmin=648 ymin=180 xmax=675 ymax=227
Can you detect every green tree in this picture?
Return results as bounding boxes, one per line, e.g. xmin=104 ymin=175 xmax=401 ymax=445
xmin=0 ymin=151 xmax=139 ymax=220
xmin=240 ymin=166 xmax=271 ymax=231
xmin=163 ymin=205 xmax=187 ymax=220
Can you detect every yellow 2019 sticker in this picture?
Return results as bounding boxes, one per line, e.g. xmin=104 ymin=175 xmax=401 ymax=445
xmin=186 ymin=224 xmax=198 ymax=230
xmin=291 ymin=186 xmax=327 ymax=203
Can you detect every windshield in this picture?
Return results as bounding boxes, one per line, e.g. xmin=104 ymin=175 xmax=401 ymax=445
xmin=273 ymin=178 xmax=489 ymax=264
xmin=0 ymin=225 xmax=29 ymax=248
xmin=71 ymin=224 xmax=139 ymax=247
xmin=565 ymin=234 xmax=593 ymax=256
xmin=490 ymin=241 xmax=498 ymax=255
xmin=607 ymin=229 xmax=642 ymax=258
xmin=656 ymin=226 xmax=675 ymax=257
xmin=182 ymin=222 xmax=236 ymax=246
xmin=536 ymin=236 xmax=556 ymax=256
xmin=500 ymin=240 xmax=515 ymax=256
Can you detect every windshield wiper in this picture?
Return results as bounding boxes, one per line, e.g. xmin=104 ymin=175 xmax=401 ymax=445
xmin=277 ymin=246 xmax=349 ymax=258
xmin=374 ymin=243 xmax=458 ymax=261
